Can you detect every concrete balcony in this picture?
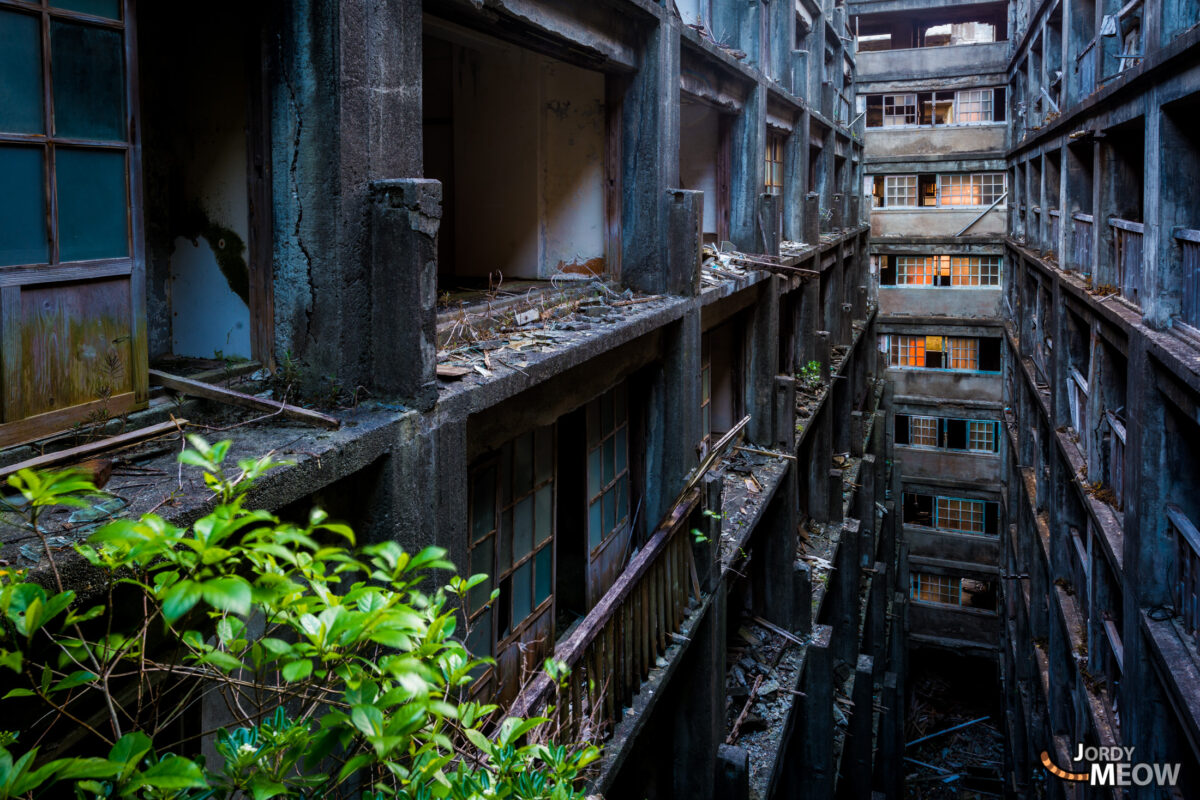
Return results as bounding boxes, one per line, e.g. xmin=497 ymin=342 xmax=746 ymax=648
xmin=857 ymin=41 xmax=1010 ymax=82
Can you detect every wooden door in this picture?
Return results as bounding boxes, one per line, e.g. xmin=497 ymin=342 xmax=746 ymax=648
xmin=0 ymin=0 xmax=146 ymax=448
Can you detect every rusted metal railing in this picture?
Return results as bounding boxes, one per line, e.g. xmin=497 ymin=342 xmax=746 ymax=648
xmin=1071 ymin=212 xmax=1093 ymax=272
xmin=1177 ymin=228 xmax=1200 ymax=330
xmin=1110 ymin=217 xmax=1143 ymax=305
xmin=507 ymin=490 xmax=701 ymax=741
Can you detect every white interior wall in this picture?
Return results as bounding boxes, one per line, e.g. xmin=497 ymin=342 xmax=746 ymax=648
xmin=680 ymin=101 xmax=720 ymax=235
xmin=169 ymin=25 xmax=251 ymax=359
xmin=452 ymin=37 xmax=605 ymax=280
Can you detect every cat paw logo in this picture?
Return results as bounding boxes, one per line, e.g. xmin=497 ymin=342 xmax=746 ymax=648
xmin=1042 ymin=746 xmax=1181 ymax=787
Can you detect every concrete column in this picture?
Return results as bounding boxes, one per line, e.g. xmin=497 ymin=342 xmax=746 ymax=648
xmin=645 ymin=309 xmax=701 ymax=527
xmin=795 ymin=561 xmax=813 ymax=635
xmin=794 ymin=626 xmax=834 ymax=800
xmin=849 ymin=411 xmax=865 ymax=458
xmin=832 ymin=369 xmax=850 ymax=454
xmin=828 ymin=469 xmax=844 ymax=525
xmin=784 ymin=122 xmax=806 ymax=242
xmin=815 ymin=330 xmax=832 ymax=384
xmin=831 ymin=192 xmax=844 ymax=230
xmin=858 ymin=454 xmax=877 ymax=553
xmin=716 ymin=745 xmax=749 ymax=800
xmin=753 ymin=468 xmax=797 ymax=630
xmin=775 ymin=375 xmax=797 ymax=451
xmin=876 ymin=672 xmax=904 ymax=799
xmin=730 ymin=86 xmax=767 ymax=252
xmin=835 ymin=517 xmax=861 ymax=665
xmin=808 ymin=405 xmax=832 ymax=522
xmin=697 ymin=473 xmax=724 ymax=591
xmin=747 ymin=281 xmax=780 ymax=445
xmin=758 ymin=193 xmax=780 ymax=256
xmin=672 ymin=589 xmax=725 ymax=800
xmin=843 ymin=654 xmax=875 ymax=800
xmin=805 ymin=192 xmax=821 ymax=245
xmin=665 ymin=189 xmax=704 ymax=296
xmin=369 ymin=180 xmax=439 ymax=409
xmin=621 ymin=19 xmax=679 ymax=294
xmin=798 ymin=278 xmax=821 ymax=366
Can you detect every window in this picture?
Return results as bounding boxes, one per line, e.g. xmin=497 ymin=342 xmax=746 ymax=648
xmin=968 ymin=420 xmax=997 ymax=452
xmin=1068 ymin=367 xmax=1089 ymax=454
xmin=937 ymin=497 xmax=986 ymax=534
xmin=587 ymin=385 xmax=630 ymax=552
xmin=948 ymin=337 xmax=978 ymax=370
xmin=885 ymin=175 xmax=917 ymax=207
xmin=467 ymin=427 xmax=556 ymax=660
xmin=911 ymin=573 xmax=961 ymax=605
xmin=1170 ymin=506 xmax=1200 ymax=648
xmin=955 ymin=89 xmax=994 ymax=123
xmin=0 ymin=2 xmax=132 ymax=267
xmin=887 ymin=335 xmax=926 ymax=367
xmin=1106 ymin=411 xmax=1125 ymax=506
xmin=910 ymin=416 xmax=938 ymax=447
xmin=950 ymin=256 xmax=1002 ymax=286
xmin=937 ymin=173 xmax=1006 ymax=206
xmin=883 ymin=94 xmax=917 ymax=126
xmin=896 ymin=256 xmax=934 ymax=285
xmin=765 ymin=133 xmax=784 ymax=195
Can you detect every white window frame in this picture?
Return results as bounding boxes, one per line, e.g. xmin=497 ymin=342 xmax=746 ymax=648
xmin=910 ymin=415 xmax=939 ymax=447
xmin=896 ymin=256 xmax=934 ymax=285
xmin=950 ymin=255 xmax=1002 ymax=286
xmin=954 ymin=89 xmax=994 ymax=123
xmin=936 ymin=496 xmax=988 ymax=535
xmin=882 ymin=93 xmax=917 ymax=126
xmin=967 ymin=420 xmax=997 ymax=453
xmin=884 ymin=175 xmax=918 ymax=207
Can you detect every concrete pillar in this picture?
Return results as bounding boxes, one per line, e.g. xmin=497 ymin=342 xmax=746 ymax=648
xmin=828 ymin=469 xmax=844 ymax=525
xmin=831 ymin=192 xmax=844 ymax=230
xmin=368 ymin=179 xmax=439 ymax=409
xmin=815 ymin=330 xmax=832 ymax=384
xmin=698 ymin=473 xmax=724 ymax=592
xmin=798 ymin=278 xmax=821 ymax=366
xmin=805 ymin=192 xmax=821 ymax=245
xmin=672 ymin=589 xmax=725 ymax=800
xmin=836 ymin=517 xmax=861 ymax=665
xmin=621 ymin=19 xmax=679 ymax=294
xmin=730 ymin=86 xmax=767 ymax=253
xmin=832 ymin=369 xmax=850 ymax=454
xmin=754 ymin=467 xmax=797 ymax=630
xmin=796 ymin=625 xmax=834 ymax=800
xmin=758 ymin=193 xmax=781 ymax=256
xmin=875 ymin=672 xmax=904 ymax=799
xmin=665 ymin=189 xmax=704 ymax=296
xmin=858 ymin=455 xmax=877 ymax=555
xmin=645 ymin=309 xmax=701 ymax=527
xmin=716 ymin=745 xmax=749 ymax=800
xmin=849 ymin=411 xmax=865 ymax=458
xmin=775 ymin=375 xmax=797 ymax=451
xmin=843 ymin=654 xmax=876 ymax=800
xmin=795 ymin=561 xmax=813 ymax=635
xmin=747 ymin=281 xmax=780 ymax=445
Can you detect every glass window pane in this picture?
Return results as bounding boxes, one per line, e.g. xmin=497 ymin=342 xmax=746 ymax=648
xmin=512 ymin=560 xmax=532 ymax=624
xmin=56 ymin=148 xmax=128 ymax=261
xmin=615 ymin=475 xmax=628 ymax=525
xmin=0 ymin=10 xmax=44 ymax=134
xmin=52 ymin=0 xmax=121 ymax=20
xmin=470 ymin=467 xmax=495 ymax=543
xmin=615 ymin=428 xmax=627 ymax=473
xmin=513 ymin=432 xmax=533 ymax=493
xmin=499 ymin=509 xmax=512 ymax=571
xmin=466 ymin=607 xmax=492 ymax=657
xmin=588 ymin=499 xmax=602 ymax=550
xmin=469 ymin=538 xmax=493 ymax=612
xmin=0 ymin=146 xmax=48 ymax=266
xmin=534 ymin=485 xmax=552 ymax=545
xmin=513 ymin=496 xmax=533 ymax=561
xmin=534 ymin=545 xmax=552 ymax=606
xmin=603 ymin=490 xmax=615 ymax=538
xmin=534 ymin=426 xmax=553 ymax=484
xmin=51 ymin=20 xmax=125 ymax=141
xmin=603 ymin=438 xmax=615 ymax=484
xmin=587 ymin=445 xmax=602 ymax=498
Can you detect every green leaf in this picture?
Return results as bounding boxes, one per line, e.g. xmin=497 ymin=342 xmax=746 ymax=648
xmin=281 ymin=659 xmax=312 ymax=682
xmin=0 ymin=650 xmax=23 ymax=673
xmin=200 ymin=577 xmax=251 ymax=616
xmin=3 ymin=688 xmax=35 ymax=699
xmin=49 ymin=757 xmax=122 ymax=780
xmin=161 ymin=580 xmax=201 ymax=624
xmin=350 ymin=704 xmax=384 ymax=737
xmin=462 ymin=728 xmax=493 ymax=757
xmin=132 ymin=755 xmax=206 ymax=791
xmin=50 ymin=670 xmax=97 ymax=693
xmin=497 ymin=716 xmax=548 ymax=748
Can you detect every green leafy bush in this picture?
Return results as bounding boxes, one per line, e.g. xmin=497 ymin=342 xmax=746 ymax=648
xmin=0 ymin=436 xmax=597 ymax=799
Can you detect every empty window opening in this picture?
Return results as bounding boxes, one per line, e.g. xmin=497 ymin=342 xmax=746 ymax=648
xmin=703 ymin=319 xmax=745 ymax=446
xmin=139 ymin=3 xmax=271 ymax=367
xmin=423 ymin=23 xmax=608 ymax=290
xmin=895 ymin=414 xmax=1000 ymax=453
xmin=680 ymin=99 xmax=730 ymax=244
xmin=853 ymin=5 xmax=1007 ymax=52
xmin=884 ymin=334 xmax=1000 ymax=372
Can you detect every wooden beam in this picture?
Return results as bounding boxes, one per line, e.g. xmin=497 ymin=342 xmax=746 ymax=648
xmin=149 ymin=369 xmax=339 ymax=430
xmin=0 ymin=419 xmax=186 ymax=481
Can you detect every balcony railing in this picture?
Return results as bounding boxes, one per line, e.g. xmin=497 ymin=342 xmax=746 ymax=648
xmin=1071 ymin=212 xmax=1093 ymax=272
xmin=1177 ymin=228 xmax=1200 ymax=330
xmin=508 ymin=489 xmax=702 ymax=740
xmin=1049 ymin=209 xmax=1061 ymax=254
xmin=1110 ymin=217 xmax=1143 ymax=305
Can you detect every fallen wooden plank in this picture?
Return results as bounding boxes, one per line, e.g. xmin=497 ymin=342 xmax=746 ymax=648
xmin=0 ymin=420 xmax=187 ymax=481
xmin=436 ymin=364 xmax=471 ymax=380
xmin=149 ymin=369 xmax=339 ymax=430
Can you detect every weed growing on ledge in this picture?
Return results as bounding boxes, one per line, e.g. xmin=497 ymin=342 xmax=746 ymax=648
xmin=0 ymin=436 xmax=597 ymax=799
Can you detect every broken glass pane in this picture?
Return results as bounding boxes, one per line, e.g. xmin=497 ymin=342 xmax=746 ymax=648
xmin=469 ymin=539 xmax=493 ymax=612
xmin=0 ymin=9 xmax=43 ymax=134
xmin=512 ymin=560 xmax=531 ymax=623
xmin=534 ymin=485 xmax=552 ymax=545
xmin=603 ymin=438 xmax=615 ymax=485
xmin=534 ymin=545 xmax=552 ymax=606
xmin=588 ymin=499 xmax=602 ymax=550
xmin=0 ymin=145 xmax=48 ymax=266
xmin=513 ymin=495 xmax=533 ymax=561
xmin=53 ymin=0 xmax=121 ymax=20
xmin=587 ymin=445 xmax=602 ymax=499
xmin=51 ymin=20 xmax=125 ymax=141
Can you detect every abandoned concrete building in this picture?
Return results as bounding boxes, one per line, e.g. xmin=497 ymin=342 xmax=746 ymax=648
xmin=0 ymin=0 xmax=1198 ymax=797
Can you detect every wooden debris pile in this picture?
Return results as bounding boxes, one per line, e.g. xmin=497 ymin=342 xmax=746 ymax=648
xmin=702 ymin=244 xmax=819 ymax=288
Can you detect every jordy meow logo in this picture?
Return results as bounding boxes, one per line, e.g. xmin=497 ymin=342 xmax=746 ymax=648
xmin=1041 ymin=745 xmax=1182 ymax=787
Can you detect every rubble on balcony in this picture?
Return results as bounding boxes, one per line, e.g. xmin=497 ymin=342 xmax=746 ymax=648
xmin=716 ymin=449 xmax=790 ymax=565
xmin=435 ymin=279 xmax=672 ymax=385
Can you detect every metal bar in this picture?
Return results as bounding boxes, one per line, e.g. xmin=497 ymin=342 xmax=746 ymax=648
xmin=954 ymin=191 xmax=1008 ymax=237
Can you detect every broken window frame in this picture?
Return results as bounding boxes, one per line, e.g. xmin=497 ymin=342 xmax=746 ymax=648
xmin=886 ymin=334 xmax=926 ymax=367
xmin=881 ymin=255 xmax=1002 ymax=287
xmin=936 ymin=496 xmax=987 ymax=535
xmin=895 ymin=414 xmax=1001 ymax=454
xmin=876 ymin=173 xmax=1005 ymax=207
xmin=586 ymin=384 xmax=630 ymax=554
xmin=910 ymin=572 xmax=961 ymax=605
xmin=466 ymin=426 xmax=557 ymax=668
xmin=909 ymin=415 xmax=938 ymax=447
xmin=1170 ymin=505 xmax=1200 ymax=649
xmin=881 ymin=93 xmax=917 ymax=126
xmin=864 ymin=88 xmax=1003 ymax=128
